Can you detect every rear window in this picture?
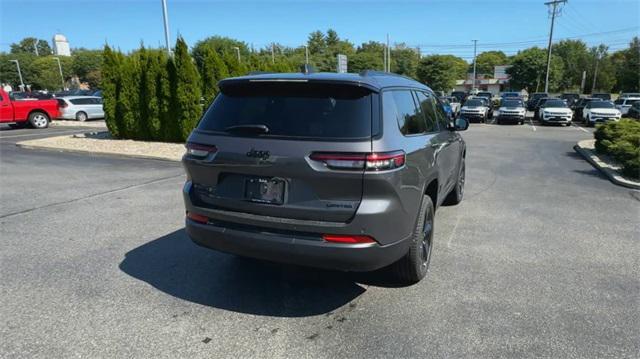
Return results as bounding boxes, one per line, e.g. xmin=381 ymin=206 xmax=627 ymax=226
xmin=198 ymin=82 xmax=372 ymax=140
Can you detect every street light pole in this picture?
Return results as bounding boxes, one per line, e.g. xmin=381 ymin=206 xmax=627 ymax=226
xmin=232 ymin=46 xmax=241 ymax=62
xmin=34 ymin=39 xmax=39 ymax=56
xmin=53 ymin=57 xmax=65 ymax=90
xmin=9 ymin=60 xmax=24 ymax=90
xmin=271 ymin=44 xmax=275 ymax=64
xmin=161 ymin=0 xmax=172 ymax=56
xmin=304 ymin=45 xmax=309 ymax=64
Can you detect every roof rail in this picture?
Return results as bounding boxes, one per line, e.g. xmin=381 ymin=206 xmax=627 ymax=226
xmin=359 ymin=70 xmax=416 ymax=82
xmin=247 ymin=71 xmax=276 ymax=75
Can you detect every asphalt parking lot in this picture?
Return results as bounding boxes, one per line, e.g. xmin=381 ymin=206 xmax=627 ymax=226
xmin=1 ymin=120 xmax=638 ymax=358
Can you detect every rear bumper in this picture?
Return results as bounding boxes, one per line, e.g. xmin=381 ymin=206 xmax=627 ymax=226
xmin=186 ymin=218 xmax=410 ymax=272
xmin=182 ymin=181 xmax=412 ymax=272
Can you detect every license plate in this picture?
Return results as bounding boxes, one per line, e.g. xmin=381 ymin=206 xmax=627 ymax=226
xmin=244 ymin=178 xmax=285 ymax=204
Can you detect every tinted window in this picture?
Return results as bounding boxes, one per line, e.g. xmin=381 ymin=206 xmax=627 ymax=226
xmin=70 ymin=98 xmax=92 ymax=105
xmin=542 ymin=100 xmax=567 ymax=108
xmin=464 ymin=99 xmax=483 ymax=107
xmin=414 ymin=92 xmax=438 ymax=132
xmin=433 ymin=98 xmax=450 ymax=130
xmin=590 ymin=102 xmax=614 ymax=109
xmin=625 ymin=99 xmax=639 ymax=105
xmin=502 ymin=100 xmax=524 ymax=107
xmin=614 ymin=99 xmax=624 ymax=105
xmin=198 ymin=83 xmax=372 ymax=139
xmin=385 ymin=90 xmax=425 ymax=135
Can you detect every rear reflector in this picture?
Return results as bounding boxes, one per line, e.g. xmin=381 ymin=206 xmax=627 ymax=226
xmin=322 ymin=234 xmax=376 ymax=244
xmin=186 ymin=211 xmax=208 ymax=224
xmin=310 ymin=151 xmax=405 ymax=171
xmin=186 ymin=142 xmax=217 ymax=158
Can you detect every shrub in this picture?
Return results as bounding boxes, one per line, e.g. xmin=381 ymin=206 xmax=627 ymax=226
xmin=594 ymin=119 xmax=640 ymax=178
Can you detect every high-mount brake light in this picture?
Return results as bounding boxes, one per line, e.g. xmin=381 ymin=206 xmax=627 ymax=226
xmin=186 ymin=142 xmax=217 ymax=158
xmin=310 ymin=151 xmax=405 ymax=171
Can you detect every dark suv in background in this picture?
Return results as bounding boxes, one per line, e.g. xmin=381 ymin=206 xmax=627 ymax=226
xmin=182 ymin=71 xmax=469 ymax=283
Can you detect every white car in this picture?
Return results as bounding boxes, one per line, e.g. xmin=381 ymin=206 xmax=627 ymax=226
xmin=443 ymin=96 xmax=461 ymax=116
xmin=495 ymin=99 xmax=526 ymax=125
xmin=613 ymin=97 xmax=640 ymax=115
xmin=539 ymin=99 xmax=573 ymax=126
xmin=460 ymin=98 xmax=489 ymax=123
xmin=583 ymin=101 xmax=621 ymax=127
xmin=56 ymin=96 xmax=104 ymax=121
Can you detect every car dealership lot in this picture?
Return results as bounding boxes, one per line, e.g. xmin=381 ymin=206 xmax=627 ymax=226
xmin=1 ymin=123 xmax=638 ymax=358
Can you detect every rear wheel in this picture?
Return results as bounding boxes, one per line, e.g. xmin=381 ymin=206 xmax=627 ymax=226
xmin=28 ymin=111 xmax=49 ymax=129
xmin=76 ymin=111 xmax=88 ymax=122
xmin=392 ymin=195 xmax=434 ymax=284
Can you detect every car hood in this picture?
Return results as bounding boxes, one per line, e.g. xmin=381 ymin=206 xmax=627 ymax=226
xmin=589 ymin=108 xmax=620 ymax=114
xmin=542 ymin=107 xmax=572 ymax=113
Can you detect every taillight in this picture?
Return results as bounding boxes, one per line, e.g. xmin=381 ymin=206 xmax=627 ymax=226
xmin=186 ymin=211 xmax=208 ymax=224
xmin=322 ymin=234 xmax=376 ymax=244
xmin=185 ymin=142 xmax=217 ymax=158
xmin=309 ymin=151 xmax=405 ymax=171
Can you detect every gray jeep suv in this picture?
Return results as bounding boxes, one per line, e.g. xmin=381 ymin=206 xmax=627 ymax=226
xmin=182 ymin=71 xmax=468 ymax=283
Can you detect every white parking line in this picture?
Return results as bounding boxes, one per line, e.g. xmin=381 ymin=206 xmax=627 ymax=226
xmin=572 ymin=124 xmax=590 ymax=133
xmin=529 ymin=119 xmax=536 ymax=132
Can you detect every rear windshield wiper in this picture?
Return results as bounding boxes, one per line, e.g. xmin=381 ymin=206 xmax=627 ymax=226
xmin=224 ymin=124 xmax=270 ymax=135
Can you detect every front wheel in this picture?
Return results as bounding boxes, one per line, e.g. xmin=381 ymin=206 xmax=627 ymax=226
xmin=392 ymin=195 xmax=434 ymax=284
xmin=28 ymin=111 xmax=49 ymax=129
xmin=444 ymin=158 xmax=465 ymax=205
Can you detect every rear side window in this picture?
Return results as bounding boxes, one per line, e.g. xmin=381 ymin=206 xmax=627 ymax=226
xmin=198 ymin=82 xmax=372 ymax=140
xmin=414 ymin=91 xmax=439 ymax=132
xmin=384 ymin=90 xmax=425 ymax=136
xmin=70 ymin=98 xmax=92 ymax=105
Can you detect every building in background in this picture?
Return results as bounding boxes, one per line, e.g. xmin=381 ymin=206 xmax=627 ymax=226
xmin=52 ymin=34 xmax=71 ymax=56
xmin=453 ymin=65 xmax=512 ymax=95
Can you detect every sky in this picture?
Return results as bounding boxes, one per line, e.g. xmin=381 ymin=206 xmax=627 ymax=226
xmin=1 ymin=0 xmax=638 ymax=61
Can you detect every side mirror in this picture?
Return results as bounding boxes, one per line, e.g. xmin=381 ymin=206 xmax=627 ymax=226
xmin=453 ymin=117 xmax=469 ymax=131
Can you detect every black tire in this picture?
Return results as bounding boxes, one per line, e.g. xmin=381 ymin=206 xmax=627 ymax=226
xmin=76 ymin=111 xmax=88 ymax=122
xmin=444 ymin=158 xmax=465 ymax=205
xmin=392 ymin=195 xmax=434 ymax=284
xmin=28 ymin=111 xmax=49 ymax=129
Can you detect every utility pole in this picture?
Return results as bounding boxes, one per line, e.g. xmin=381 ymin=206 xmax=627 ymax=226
xmin=386 ymin=34 xmax=390 ymax=72
xmin=34 ymin=39 xmax=39 ymax=56
xmin=9 ymin=60 xmax=24 ymax=90
xmin=271 ymin=44 xmax=275 ymax=64
xmin=472 ymin=40 xmax=478 ymax=92
xmin=591 ymin=45 xmax=607 ymax=93
xmin=161 ymin=0 xmax=172 ymax=56
xmin=233 ymin=46 xmax=240 ymax=62
xmin=543 ymin=0 xmax=566 ymax=93
xmin=53 ymin=57 xmax=65 ymax=90
xmin=304 ymin=45 xmax=309 ymax=64
xmin=580 ymin=70 xmax=586 ymax=94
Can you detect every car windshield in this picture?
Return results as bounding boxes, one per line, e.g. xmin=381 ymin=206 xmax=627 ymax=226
xmin=502 ymin=93 xmax=519 ymax=98
xmin=543 ymin=100 xmax=567 ymax=108
xmin=590 ymin=101 xmax=614 ymax=109
xmin=464 ymin=99 xmax=483 ymax=107
xmin=533 ymin=93 xmax=548 ymax=99
xmin=478 ymin=92 xmax=491 ymax=97
xmin=197 ymin=82 xmax=373 ymax=139
xmin=502 ymin=100 xmax=524 ymax=107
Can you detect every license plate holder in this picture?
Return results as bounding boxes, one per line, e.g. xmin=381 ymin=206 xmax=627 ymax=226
xmin=244 ymin=177 xmax=285 ymax=205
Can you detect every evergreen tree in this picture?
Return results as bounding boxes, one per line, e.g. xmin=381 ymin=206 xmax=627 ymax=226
xmin=172 ymin=36 xmax=202 ymax=142
xmin=223 ymin=52 xmax=248 ymax=77
xmin=101 ymin=45 xmax=121 ymax=138
xmin=201 ymin=46 xmax=228 ymax=105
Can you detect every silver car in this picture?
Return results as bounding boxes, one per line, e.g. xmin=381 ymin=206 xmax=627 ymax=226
xmin=56 ymin=96 xmax=104 ymax=121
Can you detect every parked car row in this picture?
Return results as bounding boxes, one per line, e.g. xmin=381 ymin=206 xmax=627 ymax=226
xmin=1 ymin=88 xmax=104 ymax=128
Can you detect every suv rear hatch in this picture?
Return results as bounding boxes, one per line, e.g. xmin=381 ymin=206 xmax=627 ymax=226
xmin=184 ymin=80 xmax=378 ymax=223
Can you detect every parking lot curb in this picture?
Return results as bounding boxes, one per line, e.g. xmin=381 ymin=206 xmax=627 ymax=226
xmin=16 ymin=134 xmax=183 ymax=163
xmin=574 ymin=140 xmax=640 ymax=190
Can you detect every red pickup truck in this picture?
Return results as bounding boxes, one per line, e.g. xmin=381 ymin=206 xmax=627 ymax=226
xmin=0 ymin=88 xmax=59 ymax=129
